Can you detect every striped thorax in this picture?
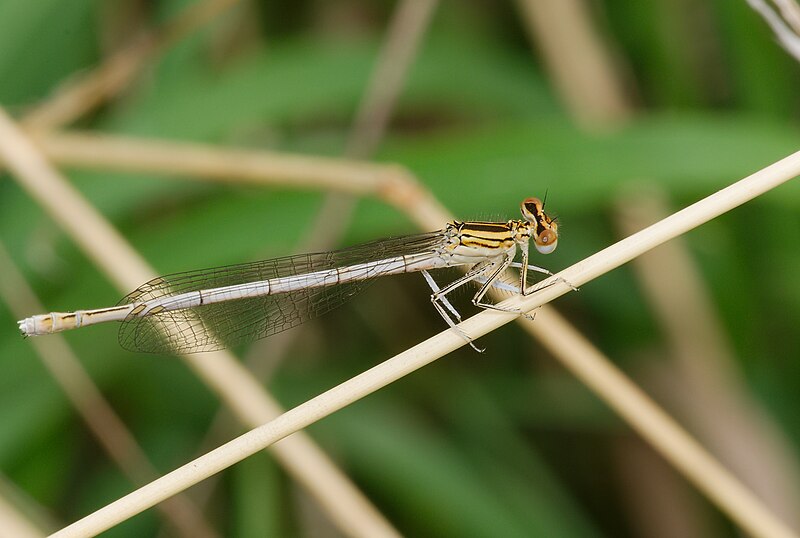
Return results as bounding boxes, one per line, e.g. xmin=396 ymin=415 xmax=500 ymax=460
xmin=444 ymin=197 xmax=558 ymax=262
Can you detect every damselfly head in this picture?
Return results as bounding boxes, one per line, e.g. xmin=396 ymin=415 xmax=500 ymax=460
xmin=521 ymin=197 xmax=559 ymax=254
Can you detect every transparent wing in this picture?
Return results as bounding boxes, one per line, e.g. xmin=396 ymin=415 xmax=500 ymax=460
xmin=118 ymin=231 xmax=446 ymax=354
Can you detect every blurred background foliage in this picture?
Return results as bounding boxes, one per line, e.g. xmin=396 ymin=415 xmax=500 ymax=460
xmin=1 ymin=0 xmax=800 ymax=536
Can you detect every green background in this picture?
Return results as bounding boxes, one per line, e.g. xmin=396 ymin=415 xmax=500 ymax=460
xmin=1 ymin=1 xmax=799 ymax=536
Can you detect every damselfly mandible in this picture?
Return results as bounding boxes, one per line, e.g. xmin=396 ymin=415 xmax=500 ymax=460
xmin=18 ymin=197 xmax=562 ymax=354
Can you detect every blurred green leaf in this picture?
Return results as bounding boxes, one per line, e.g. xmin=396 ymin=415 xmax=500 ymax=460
xmin=3 ymin=2 xmax=800 ymax=536
xmin=0 ymin=0 xmax=99 ymax=106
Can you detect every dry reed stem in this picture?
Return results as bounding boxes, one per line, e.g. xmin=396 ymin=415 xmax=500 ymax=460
xmin=526 ymin=308 xmax=797 ymax=538
xmin=0 ymin=110 xmax=400 ymax=538
xmin=515 ymin=0 xmax=633 ymax=128
xmin=28 ymin=130 xmax=414 ymax=199
xmin=300 ymin=0 xmax=439 ymax=254
xmin=615 ymin=188 xmax=800 ymax=529
xmin=346 ymin=0 xmax=439 ymax=158
xmin=48 ymin=148 xmax=800 ymax=538
xmin=269 ymin=0 xmax=440 ymax=257
xmin=0 ymin=242 xmax=218 ymax=538
xmin=774 ymin=0 xmax=800 ymax=34
xmin=0 ymin=485 xmax=44 ymax=538
xmin=21 ymin=0 xmax=239 ymax=132
xmin=31 ymin=129 xmax=450 ymax=222
xmin=748 ymin=0 xmax=800 ymax=62
xmin=399 ymin=166 xmax=800 ymax=538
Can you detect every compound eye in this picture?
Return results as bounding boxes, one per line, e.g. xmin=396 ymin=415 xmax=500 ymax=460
xmin=521 ymin=197 xmax=543 ymax=220
xmin=534 ymin=229 xmax=558 ymax=254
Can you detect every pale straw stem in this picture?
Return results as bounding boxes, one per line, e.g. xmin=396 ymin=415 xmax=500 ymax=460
xmin=50 ymin=149 xmax=800 ymax=538
xmin=747 ymin=0 xmax=800 ymax=62
xmin=515 ymin=0 xmax=633 ymax=128
xmin=302 ymin=0 xmax=439 ymax=255
xmin=524 ymin=308 xmax=798 ymax=538
xmin=0 ymin=482 xmax=44 ymax=538
xmin=403 ymin=154 xmax=800 ymax=538
xmin=615 ymin=187 xmax=800 ymax=529
xmin=346 ymin=0 xmax=439 ymax=158
xmin=774 ymin=0 xmax=800 ymax=35
xmin=0 ymin=129 xmax=448 ymax=219
xmin=27 ymin=130 xmax=410 ymax=198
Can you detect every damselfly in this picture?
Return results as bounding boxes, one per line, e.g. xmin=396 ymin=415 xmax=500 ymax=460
xmin=18 ymin=198 xmax=562 ymax=354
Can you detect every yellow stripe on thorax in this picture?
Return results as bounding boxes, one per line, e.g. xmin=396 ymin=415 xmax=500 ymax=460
xmin=457 ymin=221 xmax=516 ymax=250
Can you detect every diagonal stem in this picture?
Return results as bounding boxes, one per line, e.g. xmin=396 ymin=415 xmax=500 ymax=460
xmin=49 ymin=149 xmax=800 ymax=538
